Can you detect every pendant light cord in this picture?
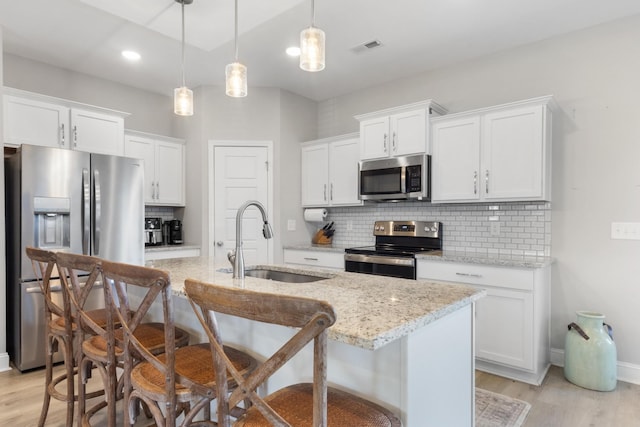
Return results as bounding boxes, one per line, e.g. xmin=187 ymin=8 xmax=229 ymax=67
xmin=234 ymin=0 xmax=239 ymax=61
xmin=181 ymin=0 xmax=186 ymax=87
xmin=311 ymin=0 xmax=315 ymax=27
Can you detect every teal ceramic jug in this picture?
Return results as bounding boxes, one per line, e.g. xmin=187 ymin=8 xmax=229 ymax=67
xmin=564 ymin=311 xmax=617 ymax=391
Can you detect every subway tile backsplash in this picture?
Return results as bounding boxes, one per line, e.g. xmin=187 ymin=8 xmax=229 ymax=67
xmin=145 ymin=206 xmax=177 ymax=222
xmin=326 ymin=201 xmax=551 ymax=257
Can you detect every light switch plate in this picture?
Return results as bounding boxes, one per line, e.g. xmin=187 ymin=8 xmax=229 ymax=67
xmin=611 ymin=222 xmax=640 ymax=240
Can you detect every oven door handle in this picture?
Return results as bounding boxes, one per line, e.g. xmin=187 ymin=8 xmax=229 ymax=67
xmin=345 ymin=253 xmax=415 ymax=267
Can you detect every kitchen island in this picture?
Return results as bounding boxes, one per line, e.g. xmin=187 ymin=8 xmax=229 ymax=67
xmin=147 ymin=256 xmax=485 ymax=426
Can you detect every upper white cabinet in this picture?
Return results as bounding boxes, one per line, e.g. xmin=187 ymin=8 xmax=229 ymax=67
xmin=301 ymin=133 xmax=362 ymax=207
xmin=124 ymin=131 xmax=185 ymax=206
xmin=355 ymin=100 xmax=447 ymax=160
xmin=3 ymin=88 xmax=128 ymax=156
xmin=431 ymin=96 xmax=554 ymax=203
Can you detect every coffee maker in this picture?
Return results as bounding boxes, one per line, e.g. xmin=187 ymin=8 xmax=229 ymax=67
xmin=164 ymin=219 xmax=183 ymax=245
xmin=144 ymin=218 xmax=163 ymax=246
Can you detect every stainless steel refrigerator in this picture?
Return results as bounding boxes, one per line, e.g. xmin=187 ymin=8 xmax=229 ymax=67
xmin=5 ymin=144 xmax=144 ymax=371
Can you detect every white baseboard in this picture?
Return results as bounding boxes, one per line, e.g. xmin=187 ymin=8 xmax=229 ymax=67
xmin=550 ymin=347 xmax=640 ymax=386
xmin=0 ymin=353 xmax=10 ymax=372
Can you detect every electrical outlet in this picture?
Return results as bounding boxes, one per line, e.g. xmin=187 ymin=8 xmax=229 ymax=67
xmin=611 ymin=222 xmax=640 ymax=240
xmin=287 ymin=219 xmax=296 ymax=231
xmin=347 ymin=221 xmax=353 ymax=231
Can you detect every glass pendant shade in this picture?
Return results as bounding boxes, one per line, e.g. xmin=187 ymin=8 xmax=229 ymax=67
xmin=226 ymin=62 xmax=247 ymax=97
xmin=174 ymin=86 xmax=193 ymax=116
xmin=300 ymin=26 xmax=325 ymax=72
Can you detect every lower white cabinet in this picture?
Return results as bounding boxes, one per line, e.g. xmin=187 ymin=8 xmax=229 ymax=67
xmin=145 ymin=246 xmax=200 ymax=262
xmin=283 ymin=249 xmax=344 ymax=270
xmin=417 ymin=258 xmax=550 ymax=385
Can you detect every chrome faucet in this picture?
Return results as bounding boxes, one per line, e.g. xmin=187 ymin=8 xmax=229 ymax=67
xmin=227 ymin=200 xmax=273 ymax=279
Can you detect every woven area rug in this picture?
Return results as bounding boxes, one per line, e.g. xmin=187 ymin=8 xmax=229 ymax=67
xmin=476 ymin=388 xmax=531 ymax=427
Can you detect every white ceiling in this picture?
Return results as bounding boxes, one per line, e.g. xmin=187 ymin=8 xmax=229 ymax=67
xmin=2 ymin=0 xmax=640 ymax=102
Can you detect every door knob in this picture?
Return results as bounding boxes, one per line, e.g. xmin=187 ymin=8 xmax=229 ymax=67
xmin=216 ymin=241 xmax=224 ymax=246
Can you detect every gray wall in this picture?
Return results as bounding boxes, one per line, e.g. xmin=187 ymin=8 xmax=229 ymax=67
xmin=317 ymin=15 xmax=640 ymax=367
xmin=3 ymin=54 xmax=177 ymax=137
xmin=178 ymin=85 xmax=317 ymax=261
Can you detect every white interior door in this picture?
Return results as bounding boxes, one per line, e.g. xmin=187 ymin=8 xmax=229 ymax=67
xmin=213 ymin=145 xmax=270 ymax=267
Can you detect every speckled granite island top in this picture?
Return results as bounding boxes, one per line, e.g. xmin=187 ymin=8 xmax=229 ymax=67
xmin=147 ymin=256 xmax=485 ymax=351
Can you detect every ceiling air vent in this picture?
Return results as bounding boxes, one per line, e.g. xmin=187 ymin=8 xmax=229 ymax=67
xmin=351 ymin=39 xmax=383 ymax=54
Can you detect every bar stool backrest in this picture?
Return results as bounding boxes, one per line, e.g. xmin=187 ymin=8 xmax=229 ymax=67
xmin=185 ymin=278 xmax=337 ymax=427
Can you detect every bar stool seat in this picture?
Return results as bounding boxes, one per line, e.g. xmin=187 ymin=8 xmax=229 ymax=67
xmin=130 ymin=343 xmax=255 ymax=402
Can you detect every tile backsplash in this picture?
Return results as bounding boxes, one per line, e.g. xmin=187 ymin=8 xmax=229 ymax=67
xmin=144 ymin=206 xmax=177 ymax=222
xmin=326 ymin=201 xmax=551 ymax=257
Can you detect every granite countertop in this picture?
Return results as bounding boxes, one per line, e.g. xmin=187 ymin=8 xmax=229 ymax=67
xmin=417 ymin=250 xmax=554 ymax=268
xmin=147 ymin=256 xmax=484 ymax=351
xmin=283 ymin=244 xmax=349 ymax=253
xmin=145 ymin=244 xmax=201 ymax=253
xmin=286 ymin=245 xmax=553 ymax=269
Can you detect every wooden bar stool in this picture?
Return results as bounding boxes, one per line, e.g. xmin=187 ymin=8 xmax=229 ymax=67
xmin=56 ymin=253 xmax=191 ymax=427
xmin=100 ymin=260 xmax=257 ymax=426
xmin=26 ymin=247 xmax=105 ymax=427
xmin=185 ymin=279 xmax=402 ymax=427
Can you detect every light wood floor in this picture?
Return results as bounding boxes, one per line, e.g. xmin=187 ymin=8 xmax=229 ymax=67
xmin=0 ymin=364 xmax=147 ymax=426
xmin=476 ymin=366 xmax=640 ymax=426
xmin=1 ymin=364 xmax=639 ymax=426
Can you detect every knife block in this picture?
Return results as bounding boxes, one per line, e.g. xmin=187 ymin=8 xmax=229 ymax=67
xmin=312 ymin=229 xmax=333 ymax=245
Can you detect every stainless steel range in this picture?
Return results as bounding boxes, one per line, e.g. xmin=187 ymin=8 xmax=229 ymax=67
xmin=344 ymin=220 xmax=442 ymax=279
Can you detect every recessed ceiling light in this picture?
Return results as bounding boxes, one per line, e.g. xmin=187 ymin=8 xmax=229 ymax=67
xmin=121 ymin=50 xmax=141 ymax=61
xmin=286 ymin=46 xmax=301 ymax=57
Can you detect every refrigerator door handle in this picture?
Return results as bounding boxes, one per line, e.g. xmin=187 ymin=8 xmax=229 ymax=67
xmin=26 ymin=284 xmax=63 ymax=293
xmin=93 ymin=169 xmax=101 ymax=256
xmin=82 ymin=168 xmax=90 ymax=255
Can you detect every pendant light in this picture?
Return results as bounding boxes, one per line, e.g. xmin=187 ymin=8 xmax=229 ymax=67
xmin=174 ymin=0 xmax=194 ymax=116
xmin=226 ymin=0 xmax=247 ymax=97
xmin=300 ymin=0 xmax=325 ymax=72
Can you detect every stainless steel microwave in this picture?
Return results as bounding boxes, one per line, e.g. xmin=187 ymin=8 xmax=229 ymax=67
xmin=358 ymin=154 xmax=431 ymax=201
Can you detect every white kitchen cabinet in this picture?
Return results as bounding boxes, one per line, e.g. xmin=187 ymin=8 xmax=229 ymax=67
xmin=3 ymin=89 xmax=127 ymax=156
xmin=431 ymin=96 xmax=554 ymax=203
xmin=145 ymin=246 xmax=201 ymax=262
xmin=283 ymin=248 xmax=344 ymax=270
xmin=124 ymin=131 xmax=185 ymax=206
xmin=301 ymin=133 xmax=361 ymax=207
xmin=69 ymin=108 xmax=125 ymax=155
xmin=417 ymin=258 xmax=550 ymax=385
xmin=355 ymin=100 xmax=446 ymax=160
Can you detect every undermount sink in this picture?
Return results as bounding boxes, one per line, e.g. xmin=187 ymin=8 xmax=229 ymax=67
xmin=244 ymin=268 xmax=328 ymax=283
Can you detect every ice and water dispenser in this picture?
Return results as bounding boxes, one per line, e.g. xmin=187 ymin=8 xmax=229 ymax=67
xmin=33 ymin=196 xmax=71 ymax=250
